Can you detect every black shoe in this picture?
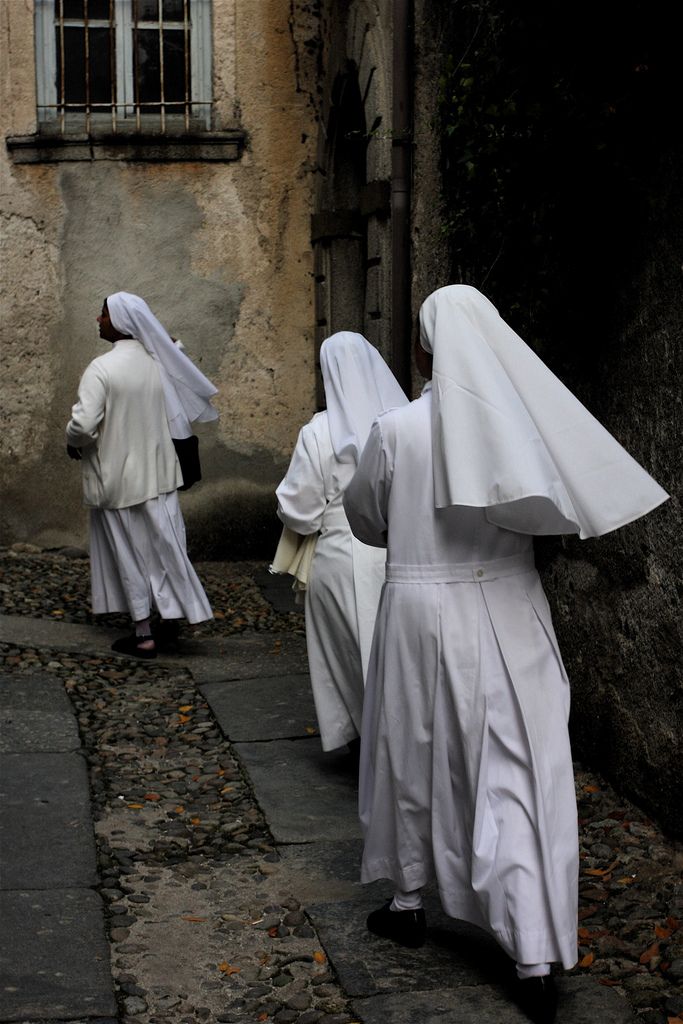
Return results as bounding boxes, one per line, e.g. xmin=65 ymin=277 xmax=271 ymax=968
xmin=151 ymin=619 xmax=181 ymax=651
xmin=111 ymin=633 xmax=156 ymax=660
xmin=366 ymin=900 xmax=426 ymax=949
xmin=516 ymin=975 xmax=558 ymax=1024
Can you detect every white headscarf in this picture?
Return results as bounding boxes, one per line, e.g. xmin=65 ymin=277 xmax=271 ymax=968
xmin=107 ymin=291 xmax=218 ymax=439
xmin=320 ymin=331 xmax=409 ymax=464
xmin=419 ymin=285 xmax=669 ymax=538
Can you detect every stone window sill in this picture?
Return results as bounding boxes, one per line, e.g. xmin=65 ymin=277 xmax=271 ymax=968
xmin=6 ymin=129 xmax=246 ymax=164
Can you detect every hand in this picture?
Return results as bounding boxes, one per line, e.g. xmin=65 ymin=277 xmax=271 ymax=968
xmin=67 ymin=444 xmax=82 ymax=461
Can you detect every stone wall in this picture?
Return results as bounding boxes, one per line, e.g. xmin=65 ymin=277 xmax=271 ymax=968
xmin=0 ymin=0 xmax=320 ymax=557
xmin=415 ymin=0 xmax=682 ymax=834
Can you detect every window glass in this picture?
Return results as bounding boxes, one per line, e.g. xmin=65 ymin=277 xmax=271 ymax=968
xmin=60 ymin=0 xmax=111 ymax=18
xmin=135 ymin=27 xmax=187 ymax=108
xmin=135 ymin=0 xmax=186 ymax=21
xmin=58 ymin=25 xmax=112 ymax=109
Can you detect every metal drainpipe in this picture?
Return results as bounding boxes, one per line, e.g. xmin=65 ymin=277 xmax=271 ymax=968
xmin=391 ymin=0 xmax=413 ymax=394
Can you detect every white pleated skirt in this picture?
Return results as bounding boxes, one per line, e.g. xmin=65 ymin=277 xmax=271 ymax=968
xmin=359 ymin=563 xmax=578 ymax=970
xmin=305 ymin=504 xmax=385 ymax=751
xmin=89 ymin=491 xmax=213 ymax=624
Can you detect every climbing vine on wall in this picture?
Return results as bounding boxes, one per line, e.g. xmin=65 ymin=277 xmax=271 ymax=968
xmin=437 ymin=0 xmax=674 ymax=364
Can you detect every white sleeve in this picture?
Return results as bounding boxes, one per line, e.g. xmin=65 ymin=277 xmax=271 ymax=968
xmin=343 ymin=418 xmax=390 ymax=548
xmin=276 ymin=422 xmax=327 ymax=535
xmin=66 ymin=363 xmax=107 ymax=447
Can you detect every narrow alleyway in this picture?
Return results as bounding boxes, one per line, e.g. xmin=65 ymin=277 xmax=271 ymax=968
xmin=0 ymin=550 xmax=680 ymax=1024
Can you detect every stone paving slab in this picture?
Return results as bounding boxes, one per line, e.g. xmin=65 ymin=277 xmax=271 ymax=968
xmin=0 ymin=711 xmax=80 ymax=754
xmin=0 ymin=672 xmax=73 ymax=711
xmin=0 ymin=672 xmax=81 ymax=753
xmin=309 ymin=892 xmax=510 ymax=998
xmin=351 ymin=979 xmax=634 ymax=1024
xmin=0 ymin=889 xmax=117 ymax=1021
xmin=201 ymin=672 xmax=317 ymax=741
xmin=0 ymin=752 xmax=97 ymax=889
xmin=234 ymin=737 xmax=361 ymax=843
xmin=352 ymin=985 xmax=529 ymax=1023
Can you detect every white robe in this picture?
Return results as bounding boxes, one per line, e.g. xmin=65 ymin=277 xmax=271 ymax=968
xmin=67 ymin=339 xmax=211 ymax=625
xmin=344 ymin=388 xmax=579 ymax=970
xmin=277 ymin=412 xmax=386 ymax=751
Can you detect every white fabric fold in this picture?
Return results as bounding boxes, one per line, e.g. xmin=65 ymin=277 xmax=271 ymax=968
xmin=320 ymin=331 xmax=409 ymax=463
xmin=419 ymin=285 xmax=669 ymax=538
xmin=107 ymin=291 xmax=218 ymax=439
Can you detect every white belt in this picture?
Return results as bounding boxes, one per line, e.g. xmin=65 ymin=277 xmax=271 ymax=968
xmin=385 ymin=551 xmax=535 ymax=583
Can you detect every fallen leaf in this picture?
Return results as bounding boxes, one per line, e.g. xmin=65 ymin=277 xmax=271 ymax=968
xmin=175 ymin=805 xmax=185 ymax=813
xmin=268 ymin=926 xmax=279 ymax=937
xmin=584 ymin=859 xmax=620 ymax=877
xmin=305 ymin=726 xmax=318 ymax=735
xmin=218 ymin=962 xmax=241 ymax=975
xmin=127 ymin=803 xmax=144 ymax=809
xmin=667 ymin=916 xmax=680 ymax=931
xmin=213 ymin=610 xmax=225 ymax=619
xmin=144 ymin=792 xmax=161 ymax=802
xmin=221 ymin=786 xmax=234 ymax=794
xmin=191 ymin=817 xmax=201 ymax=825
xmin=313 ymin=950 xmax=326 ymax=964
xmin=599 ymin=978 xmax=620 ymax=987
xmin=583 ymin=784 xmax=600 ymax=793
xmin=179 ymin=705 xmax=193 ymax=712
xmin=655 ymin=924 xmax=673 ymax=940
xmin=181 ymin=915 xmax=207 ymax=922
xmin=639 ymin=941 xmax=660 ymax=965
xmin=578 ymin=927 xmax=593 ymax=940
xmin=257 ymin=1014 xmax=268 ymax=1022
xmin=178 ymin=714 xmax=191 ymax=724
xmin=579 ymin=952 xmax=594 ymax=968
xmin=616 ymin=876 xmax=636 ymax=885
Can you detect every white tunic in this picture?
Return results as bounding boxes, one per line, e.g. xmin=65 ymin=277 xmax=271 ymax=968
xmin=67 ymin=339 xmax=211 ymax=625
xmin=66 ymin=339 xmax=182 ymax=509
xmin=277 ymin=412 xmax=386 ymax=751
xmin=344 ymin=387 xmax=579 ymax=969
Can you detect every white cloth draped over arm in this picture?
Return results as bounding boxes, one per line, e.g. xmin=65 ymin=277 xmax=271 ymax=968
xmin=343 ymin=419 xmax=390 ymax=549
xmin=276 ymin=421 xmax=327 ymax=536
xmin=66 ymin=363 xmax=107 ymax=448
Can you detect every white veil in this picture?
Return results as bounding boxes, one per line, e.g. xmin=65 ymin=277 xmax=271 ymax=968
xmin=107 ymin=291 xmax=218 ymax=439
xmin=420 ymin=285 xmax=668 ymax=538
xmin=320 ymin=331 xmax=409 ymax=464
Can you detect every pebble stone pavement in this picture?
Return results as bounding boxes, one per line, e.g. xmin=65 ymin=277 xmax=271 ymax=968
xmin=0 ymin=546 xmax=681 ymax=1024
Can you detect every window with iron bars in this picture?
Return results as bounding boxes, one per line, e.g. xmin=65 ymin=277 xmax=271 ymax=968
xmin=35 ymin=0 xmax=212 ymax=134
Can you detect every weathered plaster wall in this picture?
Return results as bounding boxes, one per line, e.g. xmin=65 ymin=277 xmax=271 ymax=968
xmin=0 ymin=0 xmax=320 ymax=557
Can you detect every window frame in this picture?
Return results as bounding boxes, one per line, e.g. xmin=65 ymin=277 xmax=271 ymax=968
xmin=34 ymin=0 xmax=213 ymax=134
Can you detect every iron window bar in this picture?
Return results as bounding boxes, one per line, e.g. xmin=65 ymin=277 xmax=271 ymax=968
xmin=45 ymin=0 xmax=209 ymax=134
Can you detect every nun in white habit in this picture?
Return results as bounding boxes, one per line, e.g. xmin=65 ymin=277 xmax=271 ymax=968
xmin=66 ymin=292 xmax=216 ymax=658
xmin=343 ymin=285 xmax=668 ymax=1023
xmin=276 ymin=332 xmax=408 ymax=752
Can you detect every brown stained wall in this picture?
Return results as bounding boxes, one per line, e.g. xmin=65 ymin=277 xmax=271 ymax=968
xmin=0 ymin=0 xmax=320 ymax=557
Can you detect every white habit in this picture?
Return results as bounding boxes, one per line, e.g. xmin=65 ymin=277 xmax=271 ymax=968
xmin=345 ymin=387 xmax=579 ymax=967
xmin=344 ymin=285 xmax=668 ymax=971
xmin=276 ymin=332 xmax=408 ymax=751
xmin=67 ymin=338 xmax=212 ymax=624
xmin=277 ymin=411 xmax=387 ymax=751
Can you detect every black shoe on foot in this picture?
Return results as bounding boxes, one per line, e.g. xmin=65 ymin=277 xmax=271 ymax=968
xmin=151 ymin=618 xmax=181 ymax=651
xmin=111 ymin=633 xmax=156 ymax=660
xmin=366 ymin=900 xmax=426 ymax=949
xmin=516 ymin=975 xmax=558 ymax=1024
